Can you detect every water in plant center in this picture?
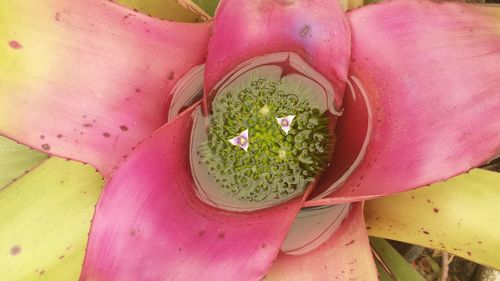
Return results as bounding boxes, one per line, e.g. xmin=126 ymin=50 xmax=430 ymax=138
xmin=190 ymin=53 xmax=339 ymax=211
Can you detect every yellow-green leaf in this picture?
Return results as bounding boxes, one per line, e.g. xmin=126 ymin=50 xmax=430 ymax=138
xmin=341 ymin=0 xmax=364 ymax=10
xmin=115 ymin=0 xmax=203 ymax=22
xmin=370 ymin=238 xmax=425 ymax=281
xmin=188 ymin=0 xmax=219 ymax=16
xmin=366 ymin=169 xmax=500 ymax=270
xmin=0 ymin=136 xmax=47 ymax=191
xmin=0 ymin=157 xmax=103 ymax=281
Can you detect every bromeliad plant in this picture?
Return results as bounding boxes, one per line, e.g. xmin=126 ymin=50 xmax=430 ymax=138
xmin=1 ymin=0 xmax=499 ymax=280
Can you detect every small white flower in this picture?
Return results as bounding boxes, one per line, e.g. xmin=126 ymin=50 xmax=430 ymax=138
xmin=276 ymin=115 xmax=295 ymax=135
xmin=228 ymin=129 xmax=249 ymax=151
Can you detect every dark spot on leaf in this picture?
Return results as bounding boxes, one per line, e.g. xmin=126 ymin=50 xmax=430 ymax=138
xmin=218 ymin=233 xmax=225 ymax=239
xmin=135 ymin=88 xmax=141 ymax=93
xmin=120 ymin=125 xmax=128 ymax=131
xmin=129 ymin=230 xmax=136 ymax=236
xmin=103 ymin=132 xmax=110 ymax=138
xmin=299 ymin=25 xmax=310 ymax=37
xmin=41 ymin=144 xmax=51 ymax=151
xmin=433 ymin=208 xmax=439 ymax=213
xmin=40 ymin=135 xmax=45 ymax=139
xmin=8 ymin=40 xmax=23 ymax=49
xmin=177 ymin=247 xmax=182 ymax=252
xmin=59 ymin=255 xmax=64 ymax=260
xmin=344 ymin=240 xmax=355 ymax=246
xmin=423 ymin=230 xmax=430 ymax=235
xmin=39 ymin=270 xmax=45 ymax=275
xmin=55 ymin=12 xmax=61 ymax=21
xmin=122 ymin=14 xmax=133 ymax=21
xmin=198 ymin=230 xmax=205 ymax=237
xmin=83 ymin=123 xmax=92 ymax=127
xmin=57 ymin=134 xmax=63 ymax=138
xmin=467 ymin=251 xmax=472 ymax=256
xmin=167 ymin=72 xmax=174 ymax=80
xmin=10 ymin=245 xmax=21 ymax=256
xmin=478 ymin=241 xmax=482 ymax=244
xmin=261 ymin=243 xmax=266 ymax=249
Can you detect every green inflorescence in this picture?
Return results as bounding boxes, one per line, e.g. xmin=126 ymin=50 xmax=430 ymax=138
xmin=198 ymin=78 xmax=332 ymax=202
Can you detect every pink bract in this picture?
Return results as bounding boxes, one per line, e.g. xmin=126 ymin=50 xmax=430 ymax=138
xmin=266 ymin=203 xmax=378 ymax=280
xmin=309 ymin=0 xmax=500 ymax=205
xmin=203 ymin=0 xmax=350 ymax=113
xmin=80 ymin=105 xmax=307 ymax=281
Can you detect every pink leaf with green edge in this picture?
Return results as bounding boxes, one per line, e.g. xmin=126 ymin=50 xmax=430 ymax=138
xmin=265 ymin=203 xmax=378 ymax=281
xmin=203 ymin=0 xmax=350 ymax=112
xmin=0 ymin=0 xmax=211 ymax=176
xmin=365 ymin=168 xmax=500 ymax=270
xmin=308 ymin=0 xmax=500 ymax=203
xmin=80 ymin=105 xmax=307 ymax=281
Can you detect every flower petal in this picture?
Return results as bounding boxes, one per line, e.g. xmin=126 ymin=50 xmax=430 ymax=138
xmin=80 ymin=105 xmax=306 ymax=281
xmin=313 ymin=0 xmax=500 ymax=202
xmin=203 ymin=0 xmax=350 ymax=111
xmin=0 ymin=0 xmax=211 ymax=176
xmin=366 ymin=168 xmax=500 ymax=269
xmin=265 ymin=203 xmax=378 ymax=281
xmin=0 ymin=158 xmax=103 ymax=281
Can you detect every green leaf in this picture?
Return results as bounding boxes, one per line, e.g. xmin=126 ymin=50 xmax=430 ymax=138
xmin=115 ymin=0 xmax=203 ymax=22
xmin=0 ymin=136 xmax=48 ymax=190
xmin=370 ymin=238 xmax=426 ymax=281
xmin=189 ymin=0 xmax=219 ymax=16
xmin=341 ymin=0 xmax=364 ymax=9
xmin=366 ymin=169 xmax=500 ymax=270
xmin=0 ymin=157 xmax=103 ymax=281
